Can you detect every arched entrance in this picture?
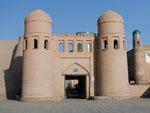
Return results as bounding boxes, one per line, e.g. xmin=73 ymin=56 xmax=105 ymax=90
xmin=65 ymin=75 xmax=86 ymax=98
xmin=62 ymin=63 xmax=89 ymax=99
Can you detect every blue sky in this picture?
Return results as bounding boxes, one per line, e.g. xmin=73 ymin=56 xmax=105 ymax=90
xmin=0 ymin=0 xmax=150 ymax=49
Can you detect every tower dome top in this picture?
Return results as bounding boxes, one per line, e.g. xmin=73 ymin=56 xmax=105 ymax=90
xmin=133 ymin=29 xmax=141 ymax=38
xmin=133 ymin=29 xmax=141 ymax=35
xmin=98 ymin=11 xmax=124 ymax=24
xmin=25 ymin=9 xmax=52 ymax=23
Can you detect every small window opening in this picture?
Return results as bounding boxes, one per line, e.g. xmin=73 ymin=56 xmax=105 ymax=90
xmin=68 ymin=43 xmax=74 ymax=52
xmin=86 ymin=43 xmax=92 ymax=52
xmin=44 ymin=40 xmax=48 ymax=49
xmin=123 ymin=40 xmax=126 ymax=49
xmin=77 ymin=43 xmax=83 ymax=52
xmin=34 ymin=39 xmax=38 ymax=49
xmin=104 ymin=40 xmax=108 ymax=49
xmin=25 ymin=39 xmax=27 ymax=50
xmin=137 ymin=41 xmax=140 ymax=46
xmin=114 ymin=40 xmax=118 ymax=49
xmin=59 ymin=43 xmax=64 ymax=52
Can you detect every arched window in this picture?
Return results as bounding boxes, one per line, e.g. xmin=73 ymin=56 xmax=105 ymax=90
xmin=34 ymin=39 xmax=38 ymax=49
xmin=104 ymin=40 xmax=108 ymax=49
xmin=86 ymin=42 xmax=92 ymax=52
xmin=137 ymin=41 xmax=140 ymax=46
xmin=114 ymin=39 xmax=118 ymax=49
xmin=123 ymin=40 xmax=126 ymax=49
xmin=77 ymin=43 xmax=83 ymax=52
xmin=24 ymin=39 xmax=27 ymax=50
xmin=44 ymin=39 xmax=48 ymax=49
xmin=68 ymin=43 xmax=74 ymax=52
xmin=59 ymin=42 xmax=64 ymax=52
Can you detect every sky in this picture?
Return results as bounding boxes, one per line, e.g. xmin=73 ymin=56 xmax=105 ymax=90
xmin=0 ymin=0 xmax=150 ymax=49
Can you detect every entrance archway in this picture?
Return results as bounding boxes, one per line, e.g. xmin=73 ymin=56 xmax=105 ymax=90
xmin=65 ymin=75 xmax=86 ymax=99
xmin=62 ymin=63 xmax=89 ymax=99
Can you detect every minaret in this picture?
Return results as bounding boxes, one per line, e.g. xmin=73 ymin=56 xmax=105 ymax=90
xmin=97 ymin=11 xmax=129 ymax=96
xmin=133 ymin=30 xmax=141 ymax=49
xmin=132 ymin=30 xmax=145 ymax=84
xmin=22 ymin=10 xmax=54 ymax=101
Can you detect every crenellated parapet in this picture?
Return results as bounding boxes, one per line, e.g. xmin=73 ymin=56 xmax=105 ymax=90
xmin=52 ymin=33 xmax=95 ymax=38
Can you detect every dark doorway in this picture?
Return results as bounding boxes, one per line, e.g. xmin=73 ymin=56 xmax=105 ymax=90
xmin=65 ymin=76 xmax=86 ymax=99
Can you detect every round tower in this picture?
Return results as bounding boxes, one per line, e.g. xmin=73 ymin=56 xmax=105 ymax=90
xmin=22 ymin=10 xmax=54 ymax=101
xmin=132 ymin=30 xmax=145 ymax=84
xmin=97 ymin=11 xmax=129 ymax=96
